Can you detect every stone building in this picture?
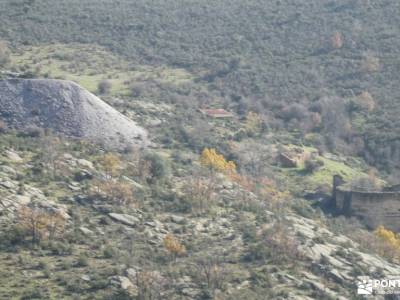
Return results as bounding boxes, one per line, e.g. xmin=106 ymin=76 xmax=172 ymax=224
xmin=332 ymin=175 xmax=400 ymax=232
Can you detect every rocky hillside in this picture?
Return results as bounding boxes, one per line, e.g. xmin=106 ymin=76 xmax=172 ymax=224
xmin=0 ymin=79 xmax=149 ymax=150
xmin=0 ymin=136 xmax=397 ymax=299
xmin=1 ymin=1 xmax=400 ymax=299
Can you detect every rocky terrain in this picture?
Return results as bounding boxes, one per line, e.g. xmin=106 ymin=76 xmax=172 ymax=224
xmin=0 ymin=143 xmax=398 ymax=299
xmin=0 ymin=79 xmax=149 ymax=150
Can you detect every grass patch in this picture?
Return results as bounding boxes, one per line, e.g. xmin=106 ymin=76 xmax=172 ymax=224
xmin=280 ymin=145 xmax=367 ymax=191
xmin=10 ymin=43 xmax=193 ymax=96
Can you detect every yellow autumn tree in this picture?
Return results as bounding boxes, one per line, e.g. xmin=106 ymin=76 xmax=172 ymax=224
xmin=200 ymin=148 xmax=236 ymax=174
xmin=374 ymin=225 xmax=400 ymax=260
xmin=100 ymin=153 xmax=121 ymax=178
xmin=164 ymin=233 xmax=186 ymax=261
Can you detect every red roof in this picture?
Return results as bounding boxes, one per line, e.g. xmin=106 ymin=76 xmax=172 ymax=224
xmin=199 ymin=108 xmax=234 ymax=118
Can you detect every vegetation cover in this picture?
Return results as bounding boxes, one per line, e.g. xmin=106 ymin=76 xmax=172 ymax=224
xmin=0 ymin=0 xmax=400 ymax=299
xmin=2 ymin=0 xmax=400 ymax=172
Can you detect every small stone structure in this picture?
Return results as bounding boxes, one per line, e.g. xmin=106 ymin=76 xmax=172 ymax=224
xmin=278 ymin=152 xmax=298 ymax=168
xmin=332 ymin=175 xmax=400 ymax=232
xmin=199 ymin=108 xmax=234 ymax=118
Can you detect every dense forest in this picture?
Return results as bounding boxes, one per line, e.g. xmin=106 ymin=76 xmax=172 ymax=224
xmin=1 ymin=0 xmax=400 ymax=172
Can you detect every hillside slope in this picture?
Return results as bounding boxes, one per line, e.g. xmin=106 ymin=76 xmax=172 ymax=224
xmin=1 ymin=0 xmax=400 ymax=170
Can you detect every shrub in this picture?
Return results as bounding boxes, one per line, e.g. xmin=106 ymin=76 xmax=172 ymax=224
xmin=303 ymin=157 xmax=324 ymax=173
xmin=98 ymin=79 xmax=112 ymax=94
xmin=20 ymin=287 xmax=47 ymax=300
xmin=76 ymin=254 xmax=89 ymax=267
xmin=38 ymin=261 xmax=49 ymax=270
xmin=3 ymin=225 xmax=26 ymax=246
xmin=61 ymin=260 xmax=73 ymax=270
xmin=99 ymin=153 xmax=121 ymax=178
xmin=47 ymin=241 xmax=73 ymax=255
xmin=281 ymin=103 xmax=307 ymax=121
xmin=356 ymin=91 xmax=375 ymax=112
xmin=102 ymin=245 xmax=116 ymax=258
xmin=135 ymin=270 xmax=166 ymax=300
xmin=192 ymin=256 xmax=228 ymax=296
xmin=143 ymin=153 xmax=170 ymax=182
xmin=97 ymin=180 xmax=136 ymax=206
xmin=350 ymin=172 xmax=381 ymax=191
xmin=244 ymin=221 xmax=303 ymax=265
xmin=38 ymin=261 xmax=51 ymax=278
xmin=182 ymin=176 xmax=217 ymax=214
xmin=130 ymin=83 xmax=144 ymax=97
xmin=244 ymin=111 xmax=263 ymax=136
xmin=362 ymin=52 xmax=380 ymax=72
xmin=163 ymin=233 xmax=186 ymax=261
xmin=16 ymin=205 xmax=66 ymax=245
xmin=19 ymin=125 xmax=44 ymax=138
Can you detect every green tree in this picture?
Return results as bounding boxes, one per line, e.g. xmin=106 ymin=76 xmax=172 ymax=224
xmin=143 ymin=153 xmax=170 ymax=182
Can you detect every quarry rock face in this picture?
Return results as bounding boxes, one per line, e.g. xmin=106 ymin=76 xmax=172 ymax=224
xmin=0 ymin=79 xmax=149 ymax=150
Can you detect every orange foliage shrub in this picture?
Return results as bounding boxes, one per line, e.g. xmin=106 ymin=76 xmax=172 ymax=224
xmin=164 ymin=233 xmax=186 ymax=260
xmin=17 ymin=205 xmax=66 ymax=244
xmin=101 ymin=181 xmax=135 ymax=206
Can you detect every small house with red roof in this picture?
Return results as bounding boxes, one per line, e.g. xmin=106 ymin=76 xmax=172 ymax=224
xmin=199 ymin=108 xmax=234 ymax=118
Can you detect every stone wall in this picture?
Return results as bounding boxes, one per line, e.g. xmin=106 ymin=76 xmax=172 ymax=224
xmin=334 ymin=179 xmax=400 ymax=232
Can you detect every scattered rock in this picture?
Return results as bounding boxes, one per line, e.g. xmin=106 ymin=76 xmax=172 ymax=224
xmin=81 ymin=275 xmax=91 ymax=282
xmin=14 ymin=195 xmax=31 ymax=205
xmin=121 ymin=176 xmax=145 ymax=190
xmin=77 ymin=159 xmax=93 ymax=169
xmin=0 ymin=165 xmax=17 ymax=176
xmin=170 ymin=215 xmax=186 ymax=224
xmin=63 ymin=153 xmax=74 ymax=160
xmin=125 ymin=268 xmax=138 ymax=280
xmin=5 ymin=150 xmax=23 ymax=162
xmin=109 ymin=213 xmax=140 ymax=227
xmin=0 ymin=180 xmax=16 ymax=190
xmin=74 ymin=169 xmax=93 ymax=181
xmin=68 ymin=182 xmax=81 ymax=191
xmin=79 ymin=227 xmax=94 ymax=236
xmin=109 ymin=276 xmax=138 ymax=294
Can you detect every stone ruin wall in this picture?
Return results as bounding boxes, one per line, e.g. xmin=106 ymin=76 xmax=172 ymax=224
xmin=333 ymin=175 xmax=400 ymax=232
